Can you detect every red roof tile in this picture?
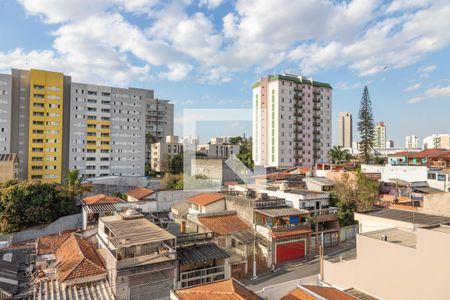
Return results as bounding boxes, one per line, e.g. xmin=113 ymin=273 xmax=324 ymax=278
xmin=185 ymin=193 xmax=225 ymax=206
xmin=82 ymin=194 xmax=125 ymax=205
xmin=37 ymin=233 xmax=72 ymax=255
xmin=55 ymin=234 xmax=106 ymax=282
xmin=389 ymin=149 xmax=448 ymax=159
xmin=126 ymin=186 xmax=154 ymax=200
xmin=198 ymin=214 xmax=251 ymax=235
xmin=173 ymin=278 xmax=262 ymax=300
xmin=282 ymin=286 xmax=358 ymax=300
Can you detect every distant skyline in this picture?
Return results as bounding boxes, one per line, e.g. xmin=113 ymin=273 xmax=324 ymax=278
xmin=1 ymin=0 xmax=450 ymax=146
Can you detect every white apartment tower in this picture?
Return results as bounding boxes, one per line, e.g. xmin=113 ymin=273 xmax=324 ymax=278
xmin=423 ymin=134 xmax=450 ymax=149
xmin=373 ymin=121 xmax=386 ymax=148
xmin=252 ymin=74 xmax=332 ymax=167
xmin=405 ymin=135 xmax=419 ymax=149
xmin=337 ymin=112 xmax=352 ymax=148
xmin=0 ymin=74 xmax=11 ymax=154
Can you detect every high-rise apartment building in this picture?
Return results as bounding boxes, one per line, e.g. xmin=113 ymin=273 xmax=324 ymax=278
xmin=405 ymin=135 xmax=419 ymax=149
xmin=252 ymin=74 xmax=332 ymax=167
xmin=373 ymin=121 xmax=386 ymax=148
xmin=337 ymin=112 xmax=352 ymax=148
xmin=0 ymin=68 xmax=174 ymax=182
xmin=423 ymin=134 xmax=450 ymax=149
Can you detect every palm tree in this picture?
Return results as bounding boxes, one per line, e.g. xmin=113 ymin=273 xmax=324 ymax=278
xmin=62 ymin=169 xmax=84 ymax=205
xmin=329 ymin=146 xmax=352 ymax=164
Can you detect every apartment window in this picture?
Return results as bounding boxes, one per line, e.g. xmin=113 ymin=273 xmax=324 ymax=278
xmin=87 ymin=124 xmax=96 ymax=128
xmin=33 ymin=84 xmax=45 ymax=90
xmin=87 ymin=99 xmax=97 ymax=104
xmin=87 ymin=116 xmax=97 ymax=120
xmin=87 ymin=91 xmax=97 ymax=95
xmin=86 ymin=157 xmax=96 ymax=161
xmin=31 ymin=175 xmax=43 ymax=180
xmin=101 ymin=92 xmax=111 ymax=97
xmin=33 ymin=112 xmax=44 ymax=117
xmin=101 ymin=116 xmax=110 ymax=121
xmin=33 ymin=103 xmax=45 ymax=108
xmin=33 ymin=93 xmax=45 ymax=99
xmin=32 ymin=157 xmax=43 ymax=161
xmin=101 ymin=125 xmax=110 ymax=129
xmin=33 ymin=121 xmax=44 ymax=125
xmin=87 ymin=132 xmax=96 ymax=136
xmin=87 ymin=107 xmax=97 ymax=112
xmin=101 ymin=100 xmax=110 ymax=105
xmin=32 ymin=139 xmax=44 ymax=143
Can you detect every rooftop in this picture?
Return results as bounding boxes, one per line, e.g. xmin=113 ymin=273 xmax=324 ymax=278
xmin=423 ymin=223 xmax=450 ymax=234
xmin=37 ymin=232 xmax=72 ymax=255
xmin=55 ymin=234 xmax=106 ymax=282
xmin=255 ymin=207 xmax=309 ymax=218
xmin=34 ymin=279 xmax=114 ymax=300
xmin=173 ymin=278 xmax=262 ymax=300
xmin=389 ymin=149 xmax=448 ymax=158
xmin=185 ymin=193 xmax=225 ymax=206
xmin=362 ymin=228 xmax=417 ymax=248
xmin=82 ymin=194 xmax=125 ymax=205
xmin=358 ymin=208 xmax=450 ymax=225
xmin=198 ymin=213 xmax=251 ymax=235
xmin=178 ymin=243 xmax=230 ymax=265
xmin=303 ymin=177 xmax=335 ymax=186
xmin=0 ymin=245 xmax=34 ymax=298
xmin=281 ymin=286 xmax=358 ymax=300
xmin=125 ymin=186 xmax=154 ymax=200
xmin=101 ymin=212 xmax=175 ymax=248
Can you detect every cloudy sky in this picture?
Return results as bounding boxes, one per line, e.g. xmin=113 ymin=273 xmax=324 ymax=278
xmin=0 ymin=0 xmax=449 ymax=144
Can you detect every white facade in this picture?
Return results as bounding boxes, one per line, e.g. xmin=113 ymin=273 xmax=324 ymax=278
xmin=252 ymin=74 xmax=332 ymax=167
xmin=361 ymin=164 xmax=428 ymax=182
xmin=405 ymin=135 xmax=419 ymax=149
xmin=69 ymin=84 xmax=146 ymax=178
xmin=151 ymin=135 xmax=183 ymax=172
xmin=373 ymin=121 xmax=386 ymax=148
xmin=423 ymin=134 xmax=450 ymax=149
xmin=337 ymin=112 xmax=352 ymax=148
xmin=196 ymin=137 xmax=240 ymax=158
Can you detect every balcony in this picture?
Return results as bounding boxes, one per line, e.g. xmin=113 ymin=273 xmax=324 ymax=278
xmin=179 ymin=265 xmax=225 ymax=288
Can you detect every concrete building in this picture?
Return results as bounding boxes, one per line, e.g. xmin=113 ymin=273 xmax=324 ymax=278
xmin=405 ymin=135 xmax=419 ymax=149
xmin=151 ymin=135 xmax=183 ymax=172
xmin=0 ymin=74 xmax=11 ymax=154
xmin=97 ymin=211 xmax=177 ymax=300
xmin=0 ymin=153 xmax=19 ymax=183
xmin=423 ymin=133 xmax=450 ymax=149
xmin=373 ymin=121 xmax=386 ymax=148
xmin=0 ymin=68 xmax=173 ymax=182
xmin=385 ymin=139 xmax=394 ymax=148
xmin=69 ymin=84 xmax=147 ymax=178
xmin=337 ymin=112 xmax=352 ymax=148
xmin=252 ymin=74 xmax=332 ymax=167
xmin=324 ymin=224 xmax=450 ymax=300
xmin=196 ymin=137 xmax=240 ymax=158
xmin=145 ymin=98 xmax=174 ymax=162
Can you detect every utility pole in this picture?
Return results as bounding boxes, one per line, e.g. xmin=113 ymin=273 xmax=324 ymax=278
xmin=320 ymin=232 xmax=324 ymax=281
xmin=252 ymin=223 xmax=257 ymax=279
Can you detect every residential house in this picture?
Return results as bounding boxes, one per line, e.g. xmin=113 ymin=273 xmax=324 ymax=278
xmin=97 ymin=210 xmax=177 ymax=299
xmin=36 ymin=232 xmax=72 ymax=269
xmin=387 ymin=149 xmax=448 ymax=166
xmin=125 ymin=186 xmax=155 ymax=202
xmin=324 ymin=224 xmax=450 ymax=300
xmin=34 ymin=233 xmax=114 ymax=299
xmin=185 ymin=193 xmax=226 ymax=214
xmin=303 ymin=177 xmax=334 ymax=192
xmin=0 ymin=153 xmax=18 ymax=183
xmin=280 ymin=286 xmax=359 ymax=300
xmin=176 ymin=236 xmax=230 ymax=289
xmin=170 ymin=278 xmax=262 ymax=300
xmin=81 ymin=194 xmax=125 ymax=230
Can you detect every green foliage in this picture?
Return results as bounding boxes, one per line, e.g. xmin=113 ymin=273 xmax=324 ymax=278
xmin=62 ymin=169 xmax=84 ymax=205
xmin=0 ymin=181 xmax=78 ymax=234
xmin=372 ymin=156 xmax=386 ymax=165
xmin=229 ymin=135 xmax=254 ymax=170
xmin=331 ymin=171 xmax=378 ymax=225
xmin=328 ymin=146 xmax=352 ymax=164
xmin=162 ymin=174 xmax=183 ymax=190
xmin=169 ymin=153 xmax=184 ymax=174
xmin=112 ymin=192 xmax=127 ymax=200
xmin=358 ymin=86 xmax=375 ymax=163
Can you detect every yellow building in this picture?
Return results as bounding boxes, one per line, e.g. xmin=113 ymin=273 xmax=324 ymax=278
xmin=0 ymin=154 xmax=19 ymax=183
xmin=27 ymin=69 xmax=65 ymax=183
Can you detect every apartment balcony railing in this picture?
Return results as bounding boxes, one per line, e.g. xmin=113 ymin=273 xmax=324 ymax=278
xmin=179 ymin=265 xmax=225 ymax=288
xmin=313 ymin=98 xmax=320 ymax=103
xmin=177 ymin=232 xmax=214 ymax=245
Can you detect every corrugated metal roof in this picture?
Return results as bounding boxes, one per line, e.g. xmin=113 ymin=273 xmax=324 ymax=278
xmin=360 ymin=208 xmax=450 ymax=225
xmin=178 ymin=243 xmax=230 ymax=265
xmin=34 ymin=279 xmax=114 ymax=300
xmin=84 ymin=203 xmax=118 ymax=214
xmin=255 ymin=207 xmax=308 ymax=217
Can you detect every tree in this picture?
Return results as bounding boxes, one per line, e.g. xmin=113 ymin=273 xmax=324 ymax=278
xmin=328 ymin=146 xmax=352 ymax=164
xmin=62 ymin=169 xmax=84 ymax=205
xmin=358 ymin=86 xmax=375 ymax=163
xmin=169 ymin=153 xmax=184 ymax=174
xmin=229 ymin=135 xmax=254 ymax=170
xmin=0 ymin=181 xmax=77 ymax=233
xmin=331 ymin=171 xmax=378 ymax=225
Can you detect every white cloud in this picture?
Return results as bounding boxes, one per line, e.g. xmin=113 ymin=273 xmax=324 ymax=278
xmin=417 ymin=64 xmax=437 ymax=78
xmin=199 ymin=0 xmax=224 ymax=9
xmin=158 ymin=63 xmax=193 ymax=81
xmin=403 ymin=83 xmax=422 ymax=92
xmin=408 ymin=84 xmax=450 ymax=104
xmin=386 ymin=0 xmax=430 ymax=13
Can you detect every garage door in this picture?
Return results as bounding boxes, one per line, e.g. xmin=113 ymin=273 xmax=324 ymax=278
xmin=276 ymin=241 xmax=305 ymax=264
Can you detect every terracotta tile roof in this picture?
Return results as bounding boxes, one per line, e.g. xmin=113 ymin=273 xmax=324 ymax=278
xmin=55 ymin=234 xmax=106 ymax=282
xmin=82 ymin=194 xmax=125 ymax=205
xmin=126 ymin=186 xmax=154 ymax=200
xmin=389 ymin=149 xmax=448 ymax=158
xmin=255 ymin=166 xmax=311 ymax=180
xmin=185 ymin=193 xmax=225 ymax=206
xmin=281 ymin=286 xmax=358 ymax=300
xmin=173 ymin=278 xmax=262 ymax=300
xmin=37 ymin=232 xmax=72 ymax=255
xmin=272 ymin=227 xmax=312 ymax=239
xmin=198 ymin=213 xmax=251 ymax=235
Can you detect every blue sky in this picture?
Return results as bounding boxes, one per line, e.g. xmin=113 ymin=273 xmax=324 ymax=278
xmin=0 ymin=0 xmax=449 ymax=145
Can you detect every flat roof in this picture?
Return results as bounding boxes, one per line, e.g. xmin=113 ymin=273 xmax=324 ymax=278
xmin=101 ymin=213 xmax=175 ymax=248
xmin=362 ymin=228 xmax=416 ymax=248
xmin=255 ymin=207 xmax=309 ymax=217
xmin=358 ymin=208 xmax=450 ymax=225
xmin=423 ymin=223 xmax=450 ymax=234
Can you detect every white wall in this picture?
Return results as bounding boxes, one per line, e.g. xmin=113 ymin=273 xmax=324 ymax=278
xmin=361 ymin=164 xmax=427 ymax=182
xmin=354 ymin=212 xmax=416 ymax=233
